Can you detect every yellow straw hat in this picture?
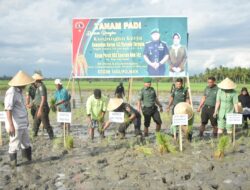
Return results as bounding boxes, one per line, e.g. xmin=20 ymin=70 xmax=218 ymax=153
xmin=8 ymin=70 xmax=35 ymax=87
xmin=218 ymin=77 xmax=236 ymax=90
xmin=174 ymin=102 xmax=194 ymax=120
xmin=32 ymin=73 xmax=44 ymax=81
xmin=107 ymin=98 xmax=124 ymax=111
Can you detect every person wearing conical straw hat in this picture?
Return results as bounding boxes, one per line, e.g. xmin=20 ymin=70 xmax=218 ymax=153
xmin=137 ymin=77 xmax=163 ymax=137
xmin=238 ymin=87 xmax=250 ymax=129
xmin=213 ymin=78 xmax=239 ymax=137
xmin=4 ymin=71 xmax=35 ymax=167
xmin=32 ymin=73 xmax=54 ymax=139
xmin=102 ymin=98 xmax=142 ymax=138
xmin=174 ymin=102 xmax=194 ymax=142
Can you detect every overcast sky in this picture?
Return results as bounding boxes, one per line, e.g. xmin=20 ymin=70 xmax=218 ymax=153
xmin=1 ymin=0 xmax=250 ymax=78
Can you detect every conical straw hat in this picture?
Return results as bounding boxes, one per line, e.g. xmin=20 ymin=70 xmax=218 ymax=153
xmin=8 ymin=70 xmax=35 ymax=87
xmin=32 ymin=73 xmax=44 ymax=80
xmin=107 ymin=98 xmax=124 ymax=111
xmin=237 ymin=102 xmax=243 ymax=113
xmin=174 ymin=102 xmax=193 ymax=120
xmin=218 ymin=77 xmax=236 ymax=90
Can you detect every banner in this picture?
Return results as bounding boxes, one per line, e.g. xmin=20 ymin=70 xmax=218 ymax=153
xmin=72 ymin=17 xmax=188 ymax=78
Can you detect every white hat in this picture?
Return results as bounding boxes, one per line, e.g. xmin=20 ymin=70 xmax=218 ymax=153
xmin=32 ymin=73 xmax=44 ymax=81
xmin=107 ymin=98 xmax=124 ymax=111
xmin=8 ymin=70 xmax=35 ymax=87
xmin=54 ymin=79 xmax=62 ymax=85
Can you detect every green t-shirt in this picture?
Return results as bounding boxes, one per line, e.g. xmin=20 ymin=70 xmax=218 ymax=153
xmin=171 ymin=87 xmax=189 ymax=106
xmin=138 ymin=87 xmax=157 ymax=107
xmin=203 ymin=85 xmax=218 ymax=107
xmin=33 ymin=82 xmax=48 ymax=106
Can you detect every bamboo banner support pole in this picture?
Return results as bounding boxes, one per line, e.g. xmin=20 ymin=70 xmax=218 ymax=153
xmin=77 ymin=79 xmax=83 ymax=103
xmin=0 ymin=122 xmax=3 ymax=146
xmin=64 ymin=123 xmax=66 ymax=148
xmin=72 ymin=77 xmax=76 ymax=109
xmin=233 ymin=124 xmax=236 ymax=147
xmin=186 ymin=75 xmax=193 ymax=109
xmin=156 ymin=79 xmax=159 ymax=96
xmin=179 ymin=125 xmax=183 ymax=152
xmin=128 ymin=78 xmax=133 ymax=104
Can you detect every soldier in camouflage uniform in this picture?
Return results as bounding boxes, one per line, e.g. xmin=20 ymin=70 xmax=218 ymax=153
xmin=32 ymin=73 xmax=54 ymax=139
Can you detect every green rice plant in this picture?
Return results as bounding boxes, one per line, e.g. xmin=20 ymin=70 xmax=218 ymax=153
xmin=50 ymin=98 xmax=56 ymax=112
xmin=156 ymin=132 xmax=177 ymax=154
xmin=65 ymin=135 xmax=74 ymax=150
xmin=135 ymin=145 xmax=153 ymax=156
xmin=53 ymin=137 xmax=63 ymax=149
xmin=214 ymin=135 xmax=230 ymax=159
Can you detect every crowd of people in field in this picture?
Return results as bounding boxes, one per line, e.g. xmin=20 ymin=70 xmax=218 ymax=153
xmin=3 ymin=70 xmax=250 ymax=167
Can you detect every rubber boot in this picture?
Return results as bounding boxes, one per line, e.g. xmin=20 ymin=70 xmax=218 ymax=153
xmin=9 ymin=153 xmax=17 ymax=168
xmin=22 ymin=147 xmax=32 ymax=162
xmin=156 ymin=125 xmax=161 ymax=132
xmin=144 ymin=127 xmax=149 ymax=137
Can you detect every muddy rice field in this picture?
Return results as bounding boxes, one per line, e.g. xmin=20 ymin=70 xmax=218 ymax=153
xmin=0 ymin=91 xmax=250 ymax=190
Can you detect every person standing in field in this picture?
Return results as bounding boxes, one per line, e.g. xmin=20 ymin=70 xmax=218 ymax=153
xmin=213 ymin=78 xmax=239 ymax=138
xmin=4 ymin=71 xmax=35 ymax=167
xmin=86 ymin=89 xmax=107 ymax=140
xmin=115 ymin=82 xmax=125 ymax=98
xmin=166 ymin=78 xmax=191 ymax=141
xmin=137 ymin=77 xmax=163 ymax=136
xmin=238 ymin=87 xmax=250 ymax=129
xmin=54 ymin=79 xmax=71 ymax=132
xmin=26 ymin=82 xmax=37 ymax=119
xmin=197 ymin=77 xmax=219 ymax=138
xmin=32 ymin=73 xmax=54 ymax=139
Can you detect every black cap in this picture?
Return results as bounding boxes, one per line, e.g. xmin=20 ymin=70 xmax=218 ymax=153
xmin=94 ymin=89 xmax=101 ymax=99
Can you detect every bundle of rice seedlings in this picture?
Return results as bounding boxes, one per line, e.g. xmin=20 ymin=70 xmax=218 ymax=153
xmin=65 ymin=135 xmax=74 ymax=150
xmin=135 ymin=145 xmax=153 ymax=156
xmin=50 ymin=98 xmax=57 ymax=112
xmin=214 ymin=135 xmax=230 ymax=159
xmin=53 ymin=137 xmax=63 ymax=149
xmin=156 ymin=132 xmax=177 ymax=154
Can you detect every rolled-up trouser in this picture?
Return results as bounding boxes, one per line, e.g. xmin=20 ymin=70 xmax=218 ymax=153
xmin=33 ymin=105 xmax=54 ymax=138
xmin=9 ymin=128 xmax=31 ymax=154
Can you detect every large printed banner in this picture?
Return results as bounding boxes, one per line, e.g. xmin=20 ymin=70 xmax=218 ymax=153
xmin=72 ymin=17 xmax=188 ymax=78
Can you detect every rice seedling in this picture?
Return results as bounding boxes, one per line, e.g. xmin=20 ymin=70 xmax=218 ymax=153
xmin=53 ymin=137 xmax=63 ymax=149
xmin=65 ymin=135 xmax=74 ymax=150
xmin=156 ymin=132 xmax=177 ymax=154
xmin=214 ymin=135 xmax=230 ymax=159
xmin=50 ymin=98 xmax=57 ymax=112
xmin=135 ymin=145 xmax=153 ymax=156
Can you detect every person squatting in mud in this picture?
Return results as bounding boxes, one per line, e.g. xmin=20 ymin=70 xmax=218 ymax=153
xmin=102 ymin=98 xmax=142 ymax=138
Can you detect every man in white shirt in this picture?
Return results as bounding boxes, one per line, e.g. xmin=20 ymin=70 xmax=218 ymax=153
xmin=4 ymin=70 xmax=35 ymax=167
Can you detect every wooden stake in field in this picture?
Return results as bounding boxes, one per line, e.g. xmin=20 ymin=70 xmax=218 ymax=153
xmin=77 ymin=79 xmax=83 ymax=103
xmin=179 ymin=125 xmax=183 ymax=152
xmin=233 ymin=124 xmax=236 ymax=147
xmin=63 ymin=123 xmax=66 ymax=148
xmin=128 ymin=78 xmax=133 ymax=103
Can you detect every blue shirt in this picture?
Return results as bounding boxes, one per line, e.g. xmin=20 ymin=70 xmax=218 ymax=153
xmin=54 ymin=87 xmax=71 ymax=112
